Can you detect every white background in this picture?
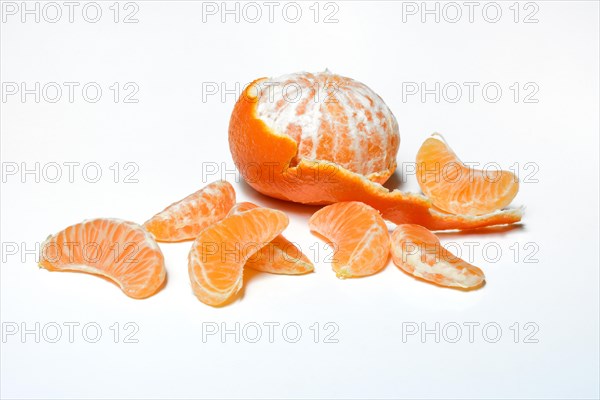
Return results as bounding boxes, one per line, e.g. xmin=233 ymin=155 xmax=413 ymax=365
xmin=1 ymin=1 xmax=599 ymax=399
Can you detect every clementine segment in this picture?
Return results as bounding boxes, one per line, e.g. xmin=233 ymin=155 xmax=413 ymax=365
xmin=143 ymin=180 xmax=236 ymax=242
xmin=390 ymin=224 xmax=484 ymax=289
xmin=309 ymin=201 xmax=390 ymax=278
xmin=416 ymin=134 xmax=519 ymax=215
xmin=188 ymin=207 xmax=288 ymax=306
xmin=229 ymin=73 xmax=522 ymax=230
xmin=228 ymin=202 xmax=313 ymax=275
xmin=39 ymin=219 xmax=166 ymax=299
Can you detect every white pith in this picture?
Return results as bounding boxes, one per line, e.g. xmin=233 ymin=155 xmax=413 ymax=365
xmin=255 ymin=71 xmax=399 ymax=176
xmin=402 ymin=250 xmax=480 ymax=288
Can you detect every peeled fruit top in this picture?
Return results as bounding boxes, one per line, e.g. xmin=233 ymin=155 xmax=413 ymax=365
xmin=255 ymin=71 xmax=400 ymax=184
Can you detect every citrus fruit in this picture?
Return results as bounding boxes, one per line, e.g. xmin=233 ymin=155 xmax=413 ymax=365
xmin=229 ymin=71 xmax=522 ymax=230
xmin=416 ymin=134 xmax=519 ymax=215
xmin=390 ymin=224 xmax=484 ymax=289
xmin=308 ymin=201 xmax=390 ymax=278
xmin=143 ymin=180 xmax=236 ymax=242
xmin=228 ymin=202 xmax=313 ymax=275
xmin=188 ymin=207 xmax=288 ymax=306
xmin=251 ymin=70 xmax=400 ymax=184
xmin=39 ymin=219 xmax=166 ymax=299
